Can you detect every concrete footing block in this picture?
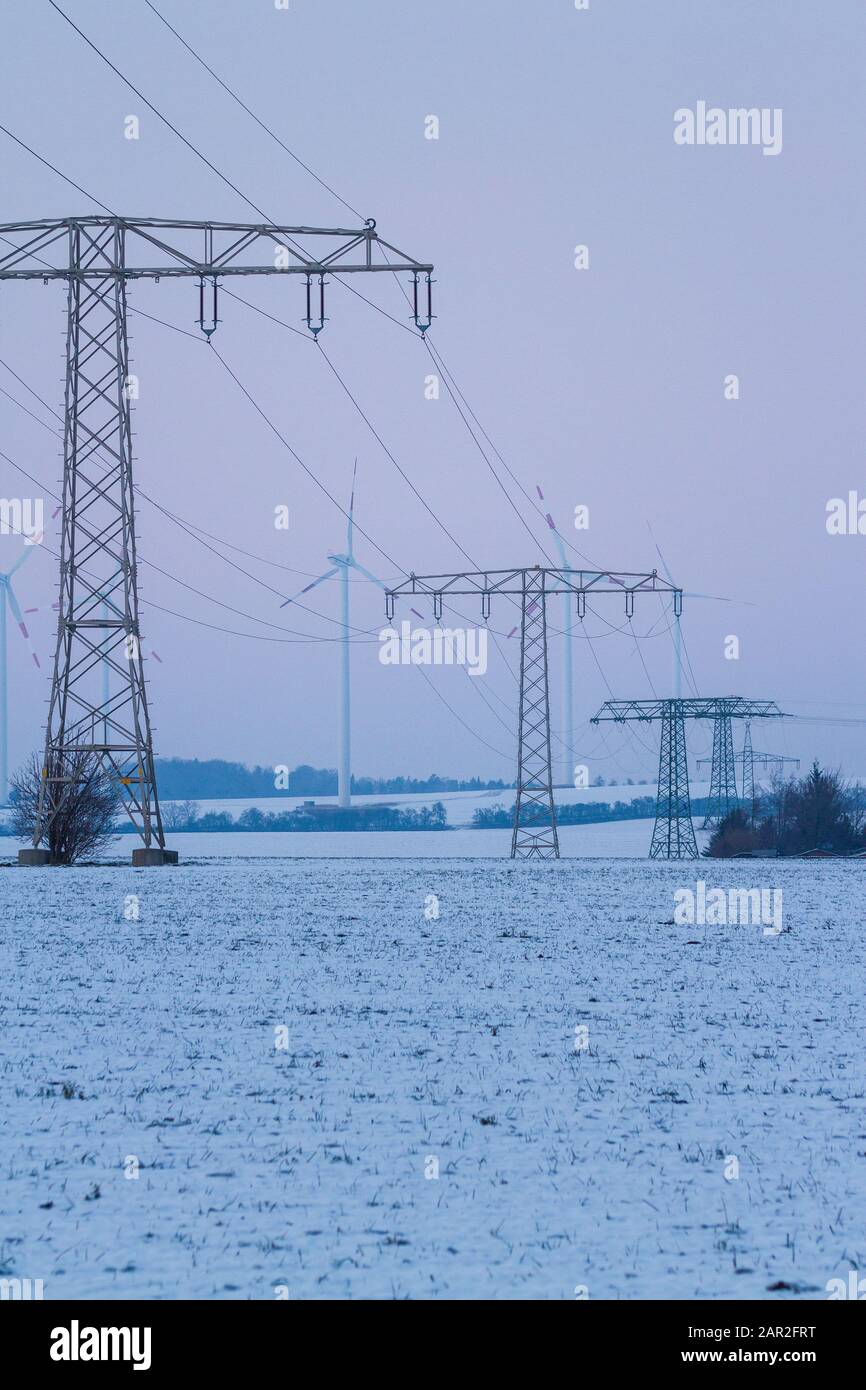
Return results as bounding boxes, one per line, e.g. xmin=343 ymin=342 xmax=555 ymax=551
xmin=131 ymin=848 xmax=179 ymax=867
xmin=17 ymin=848 xmax=52 ymax=866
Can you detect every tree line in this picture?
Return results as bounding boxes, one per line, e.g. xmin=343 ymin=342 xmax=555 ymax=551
xmin=707 ymin=762 xmax=866 ymax=857
xmin=153 ymin=757 xmax=507 ymax=799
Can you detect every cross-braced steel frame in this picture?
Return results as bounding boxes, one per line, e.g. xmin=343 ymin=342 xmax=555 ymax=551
xmin=651 ymin=699 xmax=697 ymax=858
xmin=512 ymin=568 xmax=558 ymax=857
xmin=0 ymin=216 xmax=433 ymax=858
xmin=38 ymin=221 xmax=162 ymax=848
xmin=386 ymin=566 xmax=681 ymax=859
xmin=740 ymin=720 xmax=755 ymax=821
xmin=704 ymin=709 xmax=737 ymax=826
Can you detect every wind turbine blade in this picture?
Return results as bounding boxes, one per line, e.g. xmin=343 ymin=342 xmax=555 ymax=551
xmin=8 ymin=545 xmax=36 ymax=578
xmin=348 ymin=559 xmax=388 ymax=591
xmin=347 ymin=456 xmax=358 ymax=558
xmin=279 ymin=566 xmax=339 ymax=607
xmin=23 ymin=601 xmax=60 ymax=614
xmin=6 ymin=584 xmax=40 ymax=667
xmin=535 ymin=481 xmax=558 ymax=533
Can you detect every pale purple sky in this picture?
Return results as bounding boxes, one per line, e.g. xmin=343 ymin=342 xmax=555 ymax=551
xmin=1 ymin=0 xmax=864 ymax=785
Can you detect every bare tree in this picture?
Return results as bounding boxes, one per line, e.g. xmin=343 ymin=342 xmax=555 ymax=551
xmin=161 ymin=799 xmax=199 ymax=831
xmin=11 ymin=752 xmax=121 ymax=864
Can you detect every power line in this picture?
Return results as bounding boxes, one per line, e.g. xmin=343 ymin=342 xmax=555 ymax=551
xmin=0 ymin=121 xmax=115 ymax=214
xmin=45 ymin=0 xmax=367 ymax=296
xmin=378 ymin=245 xmax=602 ymax=569
xmin=141 ymin=0 xmax=365 ymax=221
xmin=0 ymin=353 xmax=390 ymax=607
xmin=138 ymin=0 xmax=424 ymax=340
xmin=423 ymin=333 xmax=604 ymax=569
xmin=413 ymin=665 xmax=512 ymax=763
xmin=315 ymin=339 xmax=478 ymax=569
xmin=0 ymin=443 xmax=359 ymax=643
xmin=205 ymin=341 xmax=405 ymax=573
xmin=0 ymin=383 xmax=60 ymax=434
xmin=221 ymin=286 xmax=316 ymax=342
xmin=47 ymin=0 xmax=274 ymax=227
xmin=143 ymin=599 xmax=378 ymax=645
xmin=420 ymin=336 xmax=554 ymax=565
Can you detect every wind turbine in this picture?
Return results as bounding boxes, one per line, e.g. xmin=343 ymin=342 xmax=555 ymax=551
xmin=280 ymin=461 xmax=389 ymax=810
xmin=0 ymin=545 xmax=45 ymax=805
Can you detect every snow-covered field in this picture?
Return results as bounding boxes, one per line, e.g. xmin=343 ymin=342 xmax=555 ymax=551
xmin=0 ymin=809 xmax=712 ymax=864
xmin=1 ymin=856 xmax=864 ymax=1301
xmin=1 ymin=819 xmax=708 ymax=863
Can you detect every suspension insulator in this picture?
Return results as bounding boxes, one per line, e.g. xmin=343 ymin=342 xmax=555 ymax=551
xmin=197 ymin=276 xmax=220 ymax=338
xmin=305 ymin=273 xmax=327 ymax=336
xmin=412 ymin=272 xmax=434 ymax=333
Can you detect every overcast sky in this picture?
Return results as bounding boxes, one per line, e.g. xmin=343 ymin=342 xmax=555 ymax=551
xmin=1 ymin=0 xmax=864 ymax=788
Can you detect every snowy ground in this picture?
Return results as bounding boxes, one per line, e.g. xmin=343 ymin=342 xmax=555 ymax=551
xmin=2 ymin=854 xmax=864 ymax=1301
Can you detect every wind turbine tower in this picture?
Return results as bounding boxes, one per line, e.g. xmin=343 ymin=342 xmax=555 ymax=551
xmin=0 ymin=546 xmax=43 ymax=804
xmin=536 ymin=486 xmax=573 ymax=786
xmin=281 ymin=461 xmax=387 ymax=809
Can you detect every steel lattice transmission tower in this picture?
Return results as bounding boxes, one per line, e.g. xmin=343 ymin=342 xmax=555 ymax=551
xmin=741 ymin=719 xmax=755 ymax=815
xmin=512 ymin=568 xmax=558 ymax=857
xmin=592 ymin=697 xmax=786 ymax=859
xmin=697 ymin=738 xmax=799 ymax=827
xmin=704 ymin=707 xmax=738 ymax=826
xmin=652 ymin=699 xmax=698 ymax=859
xmin=0 ymin=216 xmax=433 ymax=864
xmin=386 ymin=566 xmax=681 ymax=859
xmin=697 ymin=746 xmax=799 ymax=783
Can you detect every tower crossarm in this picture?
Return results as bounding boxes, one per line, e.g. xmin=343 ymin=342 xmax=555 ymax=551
xmin=0 ymin=216 xmax=433 ymax=280
xmin=385 ymin=567 xmax=681 ymax=622
xmin=591 ymin=697 xmax=786 ymax=724
xmin=697 ymin=751 xmax=800 ymax=769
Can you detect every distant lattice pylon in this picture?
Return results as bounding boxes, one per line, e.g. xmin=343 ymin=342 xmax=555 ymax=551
xmin=386 ymin=567 xmax=683 ymax=859
xmin=592 ymin=697 xmax=786 ymax=858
